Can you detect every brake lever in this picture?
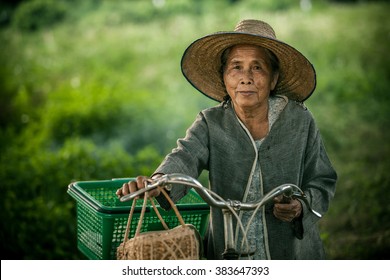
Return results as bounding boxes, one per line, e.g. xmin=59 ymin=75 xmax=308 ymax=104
xmin=291 ymin=191 xmax=322 ymax=218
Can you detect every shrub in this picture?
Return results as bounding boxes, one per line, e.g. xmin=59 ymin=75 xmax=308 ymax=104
xmin=0 ymin=134 xmax=162 ymax=259
xmin=12 ymin=0 xmax=67 ymax=31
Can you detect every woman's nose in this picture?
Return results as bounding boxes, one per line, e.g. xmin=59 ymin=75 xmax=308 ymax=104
xmin=240 ymin=70 xmax=253 ymax=84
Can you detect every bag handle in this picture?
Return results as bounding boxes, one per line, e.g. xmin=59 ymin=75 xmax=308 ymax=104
xmin=156 ymin=185 xmax=186 ymax=226
xmin=122 ymin=184 xmax=186 ymax=243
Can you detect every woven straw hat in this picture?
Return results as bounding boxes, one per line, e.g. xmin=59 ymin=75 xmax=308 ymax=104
xmin=181 ymin=19 xmax=316 ymax=102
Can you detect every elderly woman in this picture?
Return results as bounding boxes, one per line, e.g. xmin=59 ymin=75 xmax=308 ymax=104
xmin=117 ymin=19 xmax=337 ymax=260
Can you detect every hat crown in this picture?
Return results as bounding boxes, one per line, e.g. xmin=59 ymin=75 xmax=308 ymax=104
xmin=234 ymin=19 xmax=276 ymax=39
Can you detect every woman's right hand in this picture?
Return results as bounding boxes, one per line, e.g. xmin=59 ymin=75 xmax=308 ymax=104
xmin=116 ymin=175 xmax=161 ymax=199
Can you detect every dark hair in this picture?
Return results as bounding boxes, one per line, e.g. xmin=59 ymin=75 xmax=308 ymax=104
xmin=220 ymin=45 xmax=279 ymax=75
xmin=220 ymin=47 xmax=232 ymax=76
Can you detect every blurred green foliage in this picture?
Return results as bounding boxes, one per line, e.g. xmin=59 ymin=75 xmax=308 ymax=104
xmin=12 ymin=0 xmax=67 ymax=31
xmin=0 ymin=0 xmax=389 ymax=259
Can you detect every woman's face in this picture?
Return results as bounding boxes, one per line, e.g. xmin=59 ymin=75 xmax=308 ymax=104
xmin=223 ymin=44 xmax=278 ymax=112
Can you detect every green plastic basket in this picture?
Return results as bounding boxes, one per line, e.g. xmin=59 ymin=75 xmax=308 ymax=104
xmin=67 ymin=178 xmax=210 ymax=260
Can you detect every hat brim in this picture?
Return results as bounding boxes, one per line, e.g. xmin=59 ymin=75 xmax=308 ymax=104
xmin=181 ymin=32 xmax=316 ymax=102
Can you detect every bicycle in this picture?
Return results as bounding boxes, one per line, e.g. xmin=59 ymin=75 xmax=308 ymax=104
xmin=119 ymin=173 xmax=322 ymax=260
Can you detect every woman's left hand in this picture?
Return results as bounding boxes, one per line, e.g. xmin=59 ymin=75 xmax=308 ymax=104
xmin=273 ymin=195 xmax=302 ymax=222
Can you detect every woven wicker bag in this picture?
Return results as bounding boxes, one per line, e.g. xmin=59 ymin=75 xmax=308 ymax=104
xmin=117 ymin=187 xmax=201 ymax=260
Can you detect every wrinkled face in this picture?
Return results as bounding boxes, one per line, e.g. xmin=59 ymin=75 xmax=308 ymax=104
xmin=222 ymin=44 xmax=279 ymax=112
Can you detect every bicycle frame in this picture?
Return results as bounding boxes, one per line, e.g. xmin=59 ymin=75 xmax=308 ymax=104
xmin=119 ymin=173 xmax=321 ymax=259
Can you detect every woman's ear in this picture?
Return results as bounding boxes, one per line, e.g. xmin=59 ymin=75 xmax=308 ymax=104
xmin=271 ymin=71 xmax=279 ymax=91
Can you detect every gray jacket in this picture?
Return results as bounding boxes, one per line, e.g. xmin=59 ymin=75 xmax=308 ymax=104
xmin=155 ymin=97 xmax=337 ymax=259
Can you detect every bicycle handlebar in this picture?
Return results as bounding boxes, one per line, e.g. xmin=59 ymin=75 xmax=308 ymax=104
xmin=119 ymin=173 xmax=321 ymax=217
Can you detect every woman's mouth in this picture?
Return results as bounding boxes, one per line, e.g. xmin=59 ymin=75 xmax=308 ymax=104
xmin=237 ymin=91 xmax=256 ymax=97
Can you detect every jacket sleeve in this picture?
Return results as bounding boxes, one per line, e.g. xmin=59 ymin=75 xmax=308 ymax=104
xmin=298 ymin=117 xmax=337 ymax=237
xmin=154 ymin=112 xmax=210 ymax=209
